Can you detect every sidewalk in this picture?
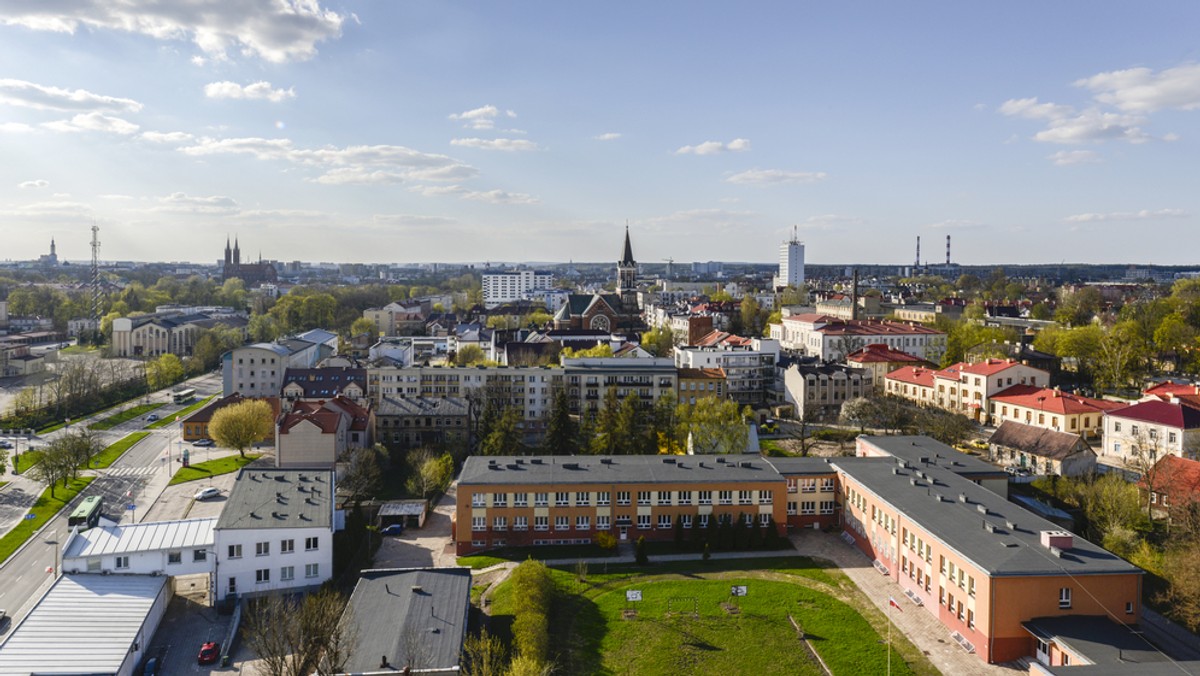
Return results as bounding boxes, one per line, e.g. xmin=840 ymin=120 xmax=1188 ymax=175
xmin=0 ymin=467 xmax=48 ymax=533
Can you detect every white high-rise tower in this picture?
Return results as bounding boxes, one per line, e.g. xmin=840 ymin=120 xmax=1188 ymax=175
xmin=776 ymin=226 xmax=805 ymax=288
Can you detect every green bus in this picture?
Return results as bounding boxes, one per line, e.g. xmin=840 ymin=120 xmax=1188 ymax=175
xmin=68 ymin=495 xmax=103 ymax=530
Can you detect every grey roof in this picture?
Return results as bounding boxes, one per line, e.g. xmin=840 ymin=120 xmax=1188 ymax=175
xmin=377 ymin=396 xmax=469 ymax=417
xmin=762 ymin=456 xmax=841 ymax=475
xmin=459 ymin=454 xmax=782 ymax=486
xmin=989 ymin=421 xmax=1091 ymax=461
xmin=63 ymin=517 xmax=215 ymax=559
xmin=859 ymin=435 xmax=1005 ymax=479
xmin=833 ymin=457 xmax=1141 ymax=577
xmin=282 ymin=367 xmax=367 ymax=398
xmin=378 ymin=501 xmax=427 ymax=517
xmin=341 ymin=568 xmax=472 ymax=674
xmin=216 ymin=469 xmax=334 ymax=530
xmin=0 ymin=574 xmax=167 ymax=675
xmin=1023 ymin=616 xmax=1171 ymax=670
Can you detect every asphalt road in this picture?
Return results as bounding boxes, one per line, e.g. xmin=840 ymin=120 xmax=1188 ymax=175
xmin=0 ymin=372 xmax=223 ymax=624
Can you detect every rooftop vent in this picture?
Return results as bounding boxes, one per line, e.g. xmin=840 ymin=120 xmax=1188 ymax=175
xmin=516 ymin=459 xmax=525 ymax=465
xmin=1049 ymin=546 xmax=1063 ymax=558
xmin=716 ymin=457 xmax=727 ymax=463
xmin=919 ymin=456 xmax=930 ymax=464
xmin=976 ymin=504 xmax=989 ymax=515
xmin=958 ymin=493 xmax=968 ymax=503
xmin=662 ymin=457 xmax=677 ymax=464
xmin=562 ymin=462 xmax=579 ymax=470
xmin=275 ymin=474 xmax=286 ymax=482
xmin=600 ymin=458 xmax=613 ymax=465
xmin=1040 ymin=530 xmax=1074 ymax=551
xmin=909 ymin=478 xmax=919 ymax=487
xmin=531 ymin=458 xmax=543 ymax=465
xmin=739 ymin=461 xmax=752 ymax=468
xmin=411 ymin=585 xmax=424 ymax=593
xmin=1006 ymin=520 xmax=1018 ymax=531
xmin=984 ymin=522 xmax=996 ymax=533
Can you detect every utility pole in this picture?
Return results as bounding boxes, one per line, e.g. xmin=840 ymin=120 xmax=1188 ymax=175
xmin=90 ymin=224 xmax=101 ymax=342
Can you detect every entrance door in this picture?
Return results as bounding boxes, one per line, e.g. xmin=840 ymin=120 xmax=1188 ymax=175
xmin=619 ymin=527 xmax=628 ymax=541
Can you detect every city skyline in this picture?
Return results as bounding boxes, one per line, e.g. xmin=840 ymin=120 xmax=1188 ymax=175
xmin=2 ymin=3 xmax=1199 ymax=265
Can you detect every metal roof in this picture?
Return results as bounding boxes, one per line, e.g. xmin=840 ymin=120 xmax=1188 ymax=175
xmin=459 ymin=454 xmax=782 ymax=487
xmin=63 ymin=517 xmax=215 ymax=560
xmin=378 ymin=501 xmax=428 ymax=517
xmin=858 ymin=435 xmax=1005 ymax=478
xmin=341 ymin=568 xmax=472 ymax=674
xmin=0 ymin=574 xmax=167 ymax=675
xmin=216 ymin=469 xmax=334 ymax=530
xmin=762 ymin=456 xmax=840 ymax=476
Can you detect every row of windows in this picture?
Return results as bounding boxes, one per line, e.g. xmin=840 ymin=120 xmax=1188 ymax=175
xmin=254 ymin=563 xmax=321 ymax=584
xmin=785 ymin=501 xmax=836 ymax=515
xmin=785 ymin=478 xmax=836 ymax=493
xmin=472 ymin=489 xmax=774 ymax=508
xmin=227 ymin=537 xmax=319 ymax=559
xmin=471 ymin=512 xmax=772 ymax=531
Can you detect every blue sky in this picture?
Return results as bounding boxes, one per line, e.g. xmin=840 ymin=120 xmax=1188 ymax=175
xmin=1 ymin=2 xmax=1198 ymax=266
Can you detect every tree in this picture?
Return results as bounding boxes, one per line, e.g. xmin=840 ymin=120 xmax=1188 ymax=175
xmin=1095 ymin=321 xmax=1147 ymax=392
xmin=244 ymin=589 xmax=355 ymax=676
xmin=209 ymin=399 xmax=274 ymax=457
xmin=640 ymin=325 xmax=675 ymax=357
xmin=417 ymin=452 xmax=454 ymax=499
xmin=635 ymin=536 xmax=649 ymax=564
xmin=349 ymin=316 xmax=378 ymax=339
xmin=248 ymin=313 xmax=282 ymax=342
xmin=1055 ymin=286 xmax=1103 ymax=327
xmin=339 ymin=445 xmax=383 ymax=504
xmin=509 ymin=560 xmax=553 ymax=665
xmin=560 ymin=344 xmax=614 ymax=359
xmin=1159 ymin=539 xmax=1200 ymax=633
xmin=462 ymin=629 xmax=508 ymax=676
xmin=481 ymin=407 xmax=523 ymax=456
xmin=780 ymin=285 xmax=807 ymax=306
xmin=146 ymin=353 xmax=185 ymax=391
xmin=680 ymin=397 xmax=747 ymax=454
xmin=840 ymin=397 xmax=875 ymax=434
xmin=541 ymin=387 xmax=579 ymax=456
xmin=29 ymin=442 xmax=74 ymax=497
xmin=455 ymin=344 xmax=487 ymax=366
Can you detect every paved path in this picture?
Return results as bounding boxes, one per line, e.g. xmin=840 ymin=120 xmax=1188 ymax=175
xmin=372 ymin=482 xmax=458 ymax=569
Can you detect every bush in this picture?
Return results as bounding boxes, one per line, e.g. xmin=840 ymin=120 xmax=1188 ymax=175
xmin=509 ymin=559 xmax=554 ymax=663
xmin=813 ymin=429 xmax=859 ymax=443
xmin=595 ymin=531 xmax=617 ymax=550
xmin=635 ymin=536 xmax=648 ymax=565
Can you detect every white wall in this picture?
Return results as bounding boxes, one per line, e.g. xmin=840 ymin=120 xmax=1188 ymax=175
xmin=215 ymin=526 xmax=333 ymax=600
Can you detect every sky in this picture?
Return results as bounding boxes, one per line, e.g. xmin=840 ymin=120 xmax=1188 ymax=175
xmin=1 ymin=2 xmax=1199 ymax=267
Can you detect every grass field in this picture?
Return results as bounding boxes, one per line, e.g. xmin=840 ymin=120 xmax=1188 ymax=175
xmin=487 ymin=559 xmax=931 ymax=676
xmin=169 ymin=453 xmax=260 ymax=485
xmin=0 ymin=477 xmax=95 ymax=564
xmin=88 ymin=403 xmax=164 ymax=431
xmin=147 ymin=395 xmax=215 ymax=430
xmin=458 ymin=543 xmax=617 ymax=569
xmin=15 ymin=449 xmax=43 ymax=474
xmin=89 ymin=432 xmax=151 ymax=469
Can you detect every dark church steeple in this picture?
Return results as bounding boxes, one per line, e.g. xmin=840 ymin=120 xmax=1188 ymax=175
xmin=617 ymin=224 xmax=637 ymax=308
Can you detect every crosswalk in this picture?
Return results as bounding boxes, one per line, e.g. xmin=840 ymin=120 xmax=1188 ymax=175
xmin=105 ymin=466 xmax=159 ymax=477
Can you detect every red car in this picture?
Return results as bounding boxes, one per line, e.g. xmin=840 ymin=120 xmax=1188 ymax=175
xmin=197 ymin=641 xmax=220 ymax=665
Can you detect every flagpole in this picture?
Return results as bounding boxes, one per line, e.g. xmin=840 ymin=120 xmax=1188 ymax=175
xmin=887 ymin=595 xmax=892 ymax=676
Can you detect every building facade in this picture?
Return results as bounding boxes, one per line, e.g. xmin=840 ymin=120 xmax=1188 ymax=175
xmin=771 ymin=313 xmax=947 ymax=363
xmin=482 ymin=269 xmax=554 ymax=308
xmin=781 ymin=363 xmax=869 ymax=420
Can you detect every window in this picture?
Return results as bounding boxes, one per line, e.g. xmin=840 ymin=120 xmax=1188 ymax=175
xmin=472 ymin=517 xmax=486 ymax=531
xmin=228 ymin=544 xmax=242 ymax=559
xmin=576 ymin=516 xmax=590 ymax=530
xmin=168 ymin=551 xmax=182 ymax=564
xmin=597 ymin=515 xmax=610 ymax=529
xmin=760 ymin=513 xmax=770 ymax=526
xmin=699 ymin=514 xmax=709 ymax=528
xmin=281 ymin=566 xmax=295 ymax=581
xmin=1059 ymin=587 xmax=1072 ymax=609
xmin=698 ymin=490 xmax=712 ymax=505
xmin=256 ymin=569 xmax=270 ymax=584
xmin=738 ymin=490 xmax=753 ymax=505
xmin=820 ymin=478 xmax=835 ymax=492
xmin=576 ymin=491 xmax=590 ymax=506
xmin=719 ymin=490 xmax=733 ymax=505
xmin=514 ymin=492 xmax=528 ymax=507
xmin=820 ymin=501 xmax=835 ymax=515
xmin=535 ymin=492 xmax=549 ymax=507
xmin=115 ymin=555 xmax=129 ymax=570
xmin=616 ymin=491 xmax=631 ymax=506
xmin=535 ymin=516 xmax=548 ymax=531
xmin=306 ymin=563 xmax=320 ymax=578
xmin=658 ymin=514 xmax=672 ymax=529
xmin=281 ymin=539 xmax=294 ymax=554
xmin=801 ymin=501 xmax=815 ymax=515
xmin=1131 ymin=425 xmax=1139 ymax=435
xmin=678 ymin=490 xmax=692 ymax=504
xmin=514 ymin=516 xmax=528 ymax=531
xmin=305 ymin=537 xmax=319 ymax=551
xmin=1170 ymin=432 xmax=1178 ymax=444
xmin=193 ymin=549 xmax=207 ymax=562
xmin=256 ymin=541 xmax=270 ymax=557
xmin=682 ymin=514 xmax=692 ymax=528
xmin=787 ymin=501 xmax=797 ymax=515
xmin=638 ymin=491 xmax=651 ymax=505
xmin=968 ymin=609 xmax=975 ymax=629
xmin=801 ymin=479 xmax=817 ymax=493
xmin=228 ymin=577 xmax=237 ymax=595
xmin=1115 ymin=422 xmax=1122 ymax=432
xmin=493 ymin=516 xmax=507 ymax=530
xmin=555 ymin=516 xmax=569 ymax=531
xmin=494 ymin=492 xmax=508 ymax=507
xmin=1126 ymin=602 xmax=1134 ymax=614
xmin=637 ymin=515 xmax=651 ymax=529
xmin=472 ymin=493 xmax=486 ymax=507
xmin=597 ymin=491 xmax=611 ymax=506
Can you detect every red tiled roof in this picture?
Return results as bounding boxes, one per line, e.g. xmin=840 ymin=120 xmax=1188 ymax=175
xmin=846 ymin=343 xmax=927 ymax=364
xmin=1144 ymin=382 xmax=1200 ymax=399
xmin=990 ymin=386 xmax=1126 ymax=415
xmin=885 ymin=366 xmax=936 ymax=388
xmin=1108 ymin=399 xmax=1200 ymax=429
xmin=695 ymin=330 xmax=753 ymax=348
xmin=781 ymin=313 xmax=840 ymax=324
xmin=678 ymin=367 xmax=727 ymax=380
xmin=279 ymin=408 xmax=343 ymax=434
xmin=959 ymin=358 xmax=1023 ymax=376
xmin=1139 ymin=455 xmax=1200 ymax=504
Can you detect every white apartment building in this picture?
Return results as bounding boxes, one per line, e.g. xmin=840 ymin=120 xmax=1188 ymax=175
xmin=675 ymin=335 xmax=781 ymax=406
xmin=483 ymin=269 xmax=554 ymax=308
xmin=770 ymin=312 xmax=947 ymax=363
xmin=1101 ymin=400 xmax=1200 ymax=473
xmin=775 ymin=233 xmax=805 ymax=288
xmin=369 ymin=364 xmax=563 ymax=430
xmin=61 ymin=517 xmax=216 ymax=578
xmin=214 ymin=469 xmax=336 ymax=601
xmin=223 ymin=333 xmax=334 ymax=398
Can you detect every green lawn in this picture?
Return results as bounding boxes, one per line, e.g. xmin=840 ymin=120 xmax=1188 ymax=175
xmin=0 ymin=481 xmax=7 ymax=489
xmin=457 ymin=543 xmax=617 ymax=569
xmin=88 ymin=403 xmax=164 ymax=431
xmin=147 ymin=395 xmax=215 ymax=430
xmin=59 ymin=344 xmax=99 ymax=355
xmin=169 ymin=453 xmax=261 ymax=485
xmin=0 ymin=477 xmax=95 ymax=564
xmin=15 ymin=450 xmax=43 ymax=474
xmin=487 ymin=561 xmax=924 ymax=676
xmin=89 ymin=432 xmax=151 ymax=469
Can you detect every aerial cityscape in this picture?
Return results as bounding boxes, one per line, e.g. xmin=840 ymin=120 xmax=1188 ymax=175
xmin=3 ymin=2 xmax=1200 ymax=676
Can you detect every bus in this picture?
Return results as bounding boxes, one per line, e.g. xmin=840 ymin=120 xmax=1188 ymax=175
xmin=68 ymin=496 xmax=103 ymax=530
xmin=172 ymin=388 xmax=196 ymax=404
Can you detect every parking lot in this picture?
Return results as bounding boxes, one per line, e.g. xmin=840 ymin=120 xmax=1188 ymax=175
xmin=143 ymin=595 xmax=234 ymax=674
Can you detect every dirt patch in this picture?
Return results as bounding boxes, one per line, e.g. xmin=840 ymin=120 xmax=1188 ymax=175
xmin=622 ymin=609 xmax=638 ymax=619
xmin=720 ymin=602 xmax=741 ymax=615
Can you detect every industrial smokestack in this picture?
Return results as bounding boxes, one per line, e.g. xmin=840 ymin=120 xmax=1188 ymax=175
xmin=946 ymin=235 xmax=951 ymax=265
xmin=851 ymin=269 xmax=860 ymax=321
xmin=915 ymin=236 xmax=921 ymax=268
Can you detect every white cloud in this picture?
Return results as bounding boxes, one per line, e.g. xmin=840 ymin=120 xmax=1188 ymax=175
xmin=0 ymin=0 xmax=344 ymax=63
xmin=140 ymin=130 xmax=194 ymax=144
xmin=372 ymin=213 xmax=458 ymax=229
xmin=1076 ymin=63 xmax=1200 ymax=113
xmin=642 ymin=208 xmax=761 ymax=235
xmin=178 ymin=136 xmax=477 ymax=184
xmin=450 ymin=137 xmax=539 ymax=152
xmin=724 ymin=169 xmax=827 ymax=185
xmin=409 ymin=184 xmax=539 ymax=205
xmin=998 ymin=97 xmax=1073 ymax=120
xmin=0 ymin=122 xmax=33 ymax=133
xmin=0 ymin=200 xmax=93 ymax=220
xmin=593 ymin=132 xmax=622 ymax=141
xmin=0 ymin=78 xmax=141 ymax=112
xmin=798 ymin=214 xmax=864 ymax=230
xmin=675 ymin=138 xmax=750 ymax=155
xmin=1032 ymin=110 xmax=1150 ymax=144
xmin=42 ymin=112 xmax=140 ymax=135
xmin=1048 ymin=150 xmax=1101 ymax=166
xmin=204 ymin=81 xmax=295 ymax=102
xmin=1065 ymin=208 xmax=1188 ymax=223
xmin=448 ymin=105 xmax=516 ymax=130
xmin=150 ymin=192 xmax=239 ymax=214
xmin=98 ymin=194 xmax=134 ymax=201
xmin=18 ymin=179 xmax=48 ymax=189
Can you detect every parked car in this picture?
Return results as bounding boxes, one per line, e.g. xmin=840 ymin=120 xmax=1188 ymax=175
xmin=197 ymin=641 xmax=220 ymax=665
xmin=194 ymin=487 xmax=221 ymax=501
xmin=142 ymin=657 xmax=158 ymax=676
xmin=0 ymin=440 xmax=12 ymax=449
xmin=193 ymin=438 xmax=214 ymax=447
xmin=380 ymin=524 xmax=405 ymax=536
xmin=146 ymin=413 xmax=160 ymax=422
xmin=0 ymin=608 xmax=7 ymax=625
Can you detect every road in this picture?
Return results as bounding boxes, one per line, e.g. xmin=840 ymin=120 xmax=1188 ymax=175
xmin=0 ymin=372 xmax=223 ymax=624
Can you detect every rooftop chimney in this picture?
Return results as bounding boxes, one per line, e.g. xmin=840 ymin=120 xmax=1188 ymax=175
xmin=1040 ymin=530 xmax=1074 ymax=551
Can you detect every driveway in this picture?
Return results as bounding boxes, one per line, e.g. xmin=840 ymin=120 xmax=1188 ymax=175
xmin=144 ymin=595 xmax=234 ymax=675
xmin=372 ymin=483 xmax=457 ymax=569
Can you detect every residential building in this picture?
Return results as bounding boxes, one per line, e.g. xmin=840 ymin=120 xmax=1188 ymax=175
xmin=987 ymin=421 xmax=1096 ymax=477
xmin=276 ymin=396 xmax=372 ymax=468
xmin=845 ymin=343 xmax=930 ymax=392
xmin=282 ymin=367 xmax=368 ymax=404
xmin=781 ymin=363 xmax=869 ymax=421
xmin=376 ymin=396 xmax=471 ymax=449
xmin=182 ymin=394 xmax=280 ymax=442
xmin=563 ymin=357 xmax=678 ymax=415
xmin=363 ymin=302 xmax=427 ymax=336
xmin=885 ymin=359 xmax=1050 ymax=424
xmin=677 ymin=367 xmax=727 ymax=404
xmin=1138 ymin=455 xmax=1200 ymax=523
xmin=988 ymin=386 xmax=1123 ymax=441
xmin=675 ymin=332 xmax=780 ymax=406
xmin=770 ymin=313 xmax=947 ymax=363
xmin=338 ymin=568 xmax=472 ymax=676
xmin=214 ymin=469 xmax=336 ymax=601
xmin=223 ymin=337 xmax=331 ymax=398
xmin=111 ymin=310 xmax=248 ymax=358
xmin=892 ymin=301 xmax=965 ymax=324
xmin=1101 ymin=399 xmax=1200 ymax=474
xmin=774 ymin=230 xmax=804 ymax=289
xmin=455 ymin=455 xmax=787 ymax=555
xmin=482 ymin=269 xmax=554 ymax=308
xmin=61 ymin=517 xmax=216 ymax=578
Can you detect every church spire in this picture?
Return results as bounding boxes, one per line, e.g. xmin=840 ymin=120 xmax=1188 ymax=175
xmin=620 ymin=223 xmax=635 ymax=266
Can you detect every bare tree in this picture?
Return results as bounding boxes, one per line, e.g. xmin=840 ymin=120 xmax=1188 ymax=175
xmin=243 ymin=594 xmax=302 ymax=676
xmin=338 ymin=445 xmax=383 ymax=505
xmin=400 ymin=625 xmax=434 ymax=671
xmin=462 ymin=628 xmax=508 ymax=676
xmin=245 ymin=590 xmax=355 ymax=676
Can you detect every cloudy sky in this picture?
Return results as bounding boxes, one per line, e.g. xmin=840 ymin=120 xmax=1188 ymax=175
xmin=1 ymin=2 xmax=1199 ymax=266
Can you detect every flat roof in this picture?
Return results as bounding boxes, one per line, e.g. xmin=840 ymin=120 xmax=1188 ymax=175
xmin=216 ymin=469 xmax=333 ymax=530
xmin=1024 ymin=616 xmax=1173 ymax=672
xmin=379 ymin=501 xmax=427 ymax=517
xmin=0 ymin=574 xmax=167 ymax=675
xmin=63 ymin=517 xmax=215 ymax=560
xmin=341 ymin=568 xmax=472 ymax=674
xmin=834 ymin=458 xmax=1140 ymax=577
xmin=459 ymin=455 xmax=782 ymax=487
xmin=858 ymin=435 xmax=1005 ymax=478
xmin=762 ymin=456 xmax=840 ymax=475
